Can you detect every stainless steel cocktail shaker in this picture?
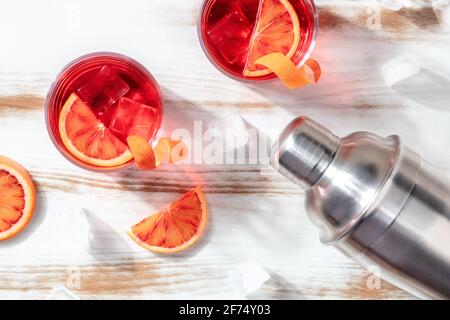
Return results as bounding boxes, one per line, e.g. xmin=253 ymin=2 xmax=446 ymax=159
xmin=271 ymin=116 xmax=450 ymax=299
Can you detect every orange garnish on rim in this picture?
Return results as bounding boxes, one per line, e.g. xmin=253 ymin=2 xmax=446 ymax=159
xmin=127 ymin=136 xmax=188 ymax=170
xmin=154 ymin=138 xmax=188 ymax=166
xmin=128 ymin=187 xmax=208 ymax=253
xmin=243 ymin=0 xmax=300 ymax=77
xmin=0 ymin=156 xmax=36 ymax=241
xmin=127 ymin=135 xmax=156 ymax=170
xmin=255 ymin=53 xmax=321 ymax=89
xmin=59 ymin=93 xmax=133 ymax=167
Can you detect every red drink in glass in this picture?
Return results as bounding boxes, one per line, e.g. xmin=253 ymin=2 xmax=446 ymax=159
xmin=198 ymin=0 xmax=317 ymax=81
xmin=45 ymin=52 xmax=163 ymax=171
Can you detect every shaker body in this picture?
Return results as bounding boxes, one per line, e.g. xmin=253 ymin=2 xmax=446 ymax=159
xmin=272 ymin=116 xmax=450 ymax=299
xmin=333 ymin=159 xmax=450 ymax=299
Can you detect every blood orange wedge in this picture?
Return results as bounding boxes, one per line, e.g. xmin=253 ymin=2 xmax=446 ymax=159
xmin=243 ymin=0 xmax=300 ymax=77
xmin=128 ymin=187 xmax=208 ymax=253
xmin=0 ymin=156 xmax=36 ymax=241
xmin=59 ymin=93 xmax=133 ymax=167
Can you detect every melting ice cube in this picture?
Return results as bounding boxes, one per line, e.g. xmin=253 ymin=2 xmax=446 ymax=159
xmin=129 ymin=104 xmax=158 ymax=140
xmin=381 ymin=55 xmax=422 ymax=87
xmin=126 ymin=88 xmax=148 ymax=104
xmin=207 ymin=10 xmax=253 ymax=66
xmin=109 ymin=98 xmax=157 ymax=141
xmin=377 ymin=0 xmax=403 ymax=10
xmin=46 ymin=285 xmax=80 ymax=300
xmin=77 ymin=65 xmax=130 ymax=115
xmin=433 ymin=1 xmax=450 ymax=30
xmin=444 ymin=6 xmax=450 ymax=29
xmin=377 ymin=0 xmax=430 ymax=10
xmin=232 ymin=261 xmax=271 ymax=297
xmin=59 ymin=208 xmax=90 ymax=250
xmin=109 ymin=97 xmax=142 ymax=139
xmin=209 ymin=114 xmax=249 ymax=152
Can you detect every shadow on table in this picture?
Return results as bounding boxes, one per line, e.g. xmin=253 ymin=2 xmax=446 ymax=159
xmin=391 ymin=68 xmax=450 ymax=111
xmin=247 ymin=272 xmax=308 ymax=300
xmin=106 ymin=88 xmax=219 ymax=259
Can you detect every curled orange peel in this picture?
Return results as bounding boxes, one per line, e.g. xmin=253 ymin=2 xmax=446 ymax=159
xmin=255 ymin=53 xmax=321 ymax=89
xmin=127 ymin=136 xmax=156 ymax=170
xmin=154 ymin=138 xmax=188 ymax=166
xmin=127 ymin=136 xmax=188 ymax=171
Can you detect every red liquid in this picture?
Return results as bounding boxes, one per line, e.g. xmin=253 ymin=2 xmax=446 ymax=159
xmin=198 ymin=0 xmax=317 ymax=80
xmin=45 ymin=53 xmax=163 ymax=171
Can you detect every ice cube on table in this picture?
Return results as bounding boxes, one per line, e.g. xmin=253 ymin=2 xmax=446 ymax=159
xmin=207 ymin=10 xmax=253 ymax=66
xmin=431 ymin=0 xmax=450 ymax=31
xmin=81 ymin=208 xmax=123 ymax=254
xmin=209 ymin=114 xmax=249 ymax=152
xmin=47 ymin=285 xmax=80 ymax=300
xmin=377 ymin=0 xmax=429 ymax=10
xmin=232 ymin=261 xmax=271 ymax=297
xmin=381 ymin=55 xmax=422 ymax=87
xmin=77 ymin=65 xmax=130 ymax=115
xmin=376 ymin=0 xmax=403 ymax=10
xmin=81 ymin=208 xmax=104 ymax=253
xmin=61 ymin=208 xmax=90 ymax=250
xmin=440 ymin=4 xmax=450 ymax=30
xmin=109 ymin=97 xmax=157 ymax=141
xmin=445 ymin=6 xmax=450 ymax=29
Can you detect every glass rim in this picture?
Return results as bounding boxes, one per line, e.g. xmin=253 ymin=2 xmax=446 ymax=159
xmin=44 ymin=51 xmax=165 ymax=173
xmin=196 ymin=0 xmax=319 ymax=83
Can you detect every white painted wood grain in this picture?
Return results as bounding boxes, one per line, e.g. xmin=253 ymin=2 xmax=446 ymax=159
xmin=1 ymin=0 xmax=449 ymax=299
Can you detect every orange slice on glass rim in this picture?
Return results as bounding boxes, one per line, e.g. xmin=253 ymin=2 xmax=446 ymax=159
xmin=128 ymin=187 xmax=208 ymax=253
xmin=59 ymin=93 xmax=133 ymax=167
xmin=243 ymin=0 xmax=300 ymax=77
xmin=0 ymin=156 xmax=36 ymax=241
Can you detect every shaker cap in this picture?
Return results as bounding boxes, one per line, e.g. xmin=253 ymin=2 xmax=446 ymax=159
xmin=271 ymin=116 xmax=340 ymax=188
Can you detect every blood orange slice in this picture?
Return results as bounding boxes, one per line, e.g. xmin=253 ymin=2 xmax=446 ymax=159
xmin=243 ymin=0 xmax=300 ymax=77
xmin=0 ymin=156 xmax=36 ymax=241
xmin=128 ymin=187 xmax=208 ymax=253
xmin=59 ymin=93 xmax=133 ymax=167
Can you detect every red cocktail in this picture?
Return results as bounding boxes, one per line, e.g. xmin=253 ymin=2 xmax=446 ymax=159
xmin=198 ymin=0 xmax=317 ymax=81
xmin=45 ymin=52 xmax=163 ymax=171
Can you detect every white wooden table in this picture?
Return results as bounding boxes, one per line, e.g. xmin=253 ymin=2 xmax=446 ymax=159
xmin=1 ymin=0 xmax=449 ymax=299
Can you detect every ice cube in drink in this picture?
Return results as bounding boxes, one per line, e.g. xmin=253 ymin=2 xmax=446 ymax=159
xmin=77 ymin=65 xmax=130 ymax=115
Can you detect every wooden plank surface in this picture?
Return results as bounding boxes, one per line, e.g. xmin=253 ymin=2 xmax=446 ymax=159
xmin=1 ymin=0 xmax=449 ymax=299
